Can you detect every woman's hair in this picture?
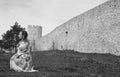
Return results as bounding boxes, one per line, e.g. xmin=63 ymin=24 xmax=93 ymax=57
xmin=21 ymin=30 xmax=28 ymax=40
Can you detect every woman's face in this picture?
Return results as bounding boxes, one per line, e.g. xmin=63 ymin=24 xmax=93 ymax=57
xmin=19 ymin=32 xmax=23 ymax=39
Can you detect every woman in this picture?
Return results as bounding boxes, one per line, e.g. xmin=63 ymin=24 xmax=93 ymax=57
xmin=10 ymin=30 xmax=38 ymax=72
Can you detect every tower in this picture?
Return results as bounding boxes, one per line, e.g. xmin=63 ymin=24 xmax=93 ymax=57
xmin=27 ymin=25 xmax=42 ymax=51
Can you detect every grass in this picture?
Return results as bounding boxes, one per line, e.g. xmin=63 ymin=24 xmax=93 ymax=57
xmin=0 ymin=50 xmax=120 ymax=77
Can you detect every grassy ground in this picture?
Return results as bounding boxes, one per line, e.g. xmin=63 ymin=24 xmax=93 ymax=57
xmin=0 ymin=50 xmax=120 ymax=77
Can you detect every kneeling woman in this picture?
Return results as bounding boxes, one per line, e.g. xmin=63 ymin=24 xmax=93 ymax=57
xmin=10 ymin=30 xmax=38 ymax=72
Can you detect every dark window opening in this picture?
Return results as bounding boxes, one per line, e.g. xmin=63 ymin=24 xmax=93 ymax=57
xmin=65 ymin=31 xmax=68 ymax=34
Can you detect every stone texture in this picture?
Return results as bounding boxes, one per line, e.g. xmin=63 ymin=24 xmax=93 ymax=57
xmin=27 ymin=25 xmax=42 ymax=51
xmin=35 ymin=0 xmax=120 ymax=55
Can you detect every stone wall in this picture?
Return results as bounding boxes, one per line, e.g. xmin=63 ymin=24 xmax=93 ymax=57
xmin=35 ymin=0 xmax=120 ymax=56
xmin=27 ymin=25 xmax=42 ymax=51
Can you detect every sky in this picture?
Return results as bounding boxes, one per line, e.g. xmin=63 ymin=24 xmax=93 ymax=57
xmin=0 ymin=0 xmax=108 ymax=39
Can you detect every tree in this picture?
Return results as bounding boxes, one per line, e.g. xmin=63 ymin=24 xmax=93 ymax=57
xmin=1 ymin=22 xmax=25 ymax=49
xmin=0 ymin=40 xmax=3 ymax=49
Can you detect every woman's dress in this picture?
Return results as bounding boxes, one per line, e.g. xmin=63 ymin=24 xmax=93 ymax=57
xmin=10 ymin=40 xmax=37 ymax=72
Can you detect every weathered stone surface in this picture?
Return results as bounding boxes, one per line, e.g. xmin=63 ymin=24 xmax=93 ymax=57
xmin=27 ymin=25 xmax=42 ymax=51
xmin=35 ymin=0 xmax=120 ymax=55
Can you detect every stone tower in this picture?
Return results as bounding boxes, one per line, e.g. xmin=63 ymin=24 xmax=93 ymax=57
xmin=27 ymin=25 xmax=42 ymax=51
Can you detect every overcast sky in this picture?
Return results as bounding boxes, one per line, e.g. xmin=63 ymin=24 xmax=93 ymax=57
xmin=0 ymin=0 xmax=108 ymax=39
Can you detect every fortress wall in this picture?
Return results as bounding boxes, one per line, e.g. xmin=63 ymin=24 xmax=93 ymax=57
xmin=35 ymin=0 xmax=120 ymax=56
